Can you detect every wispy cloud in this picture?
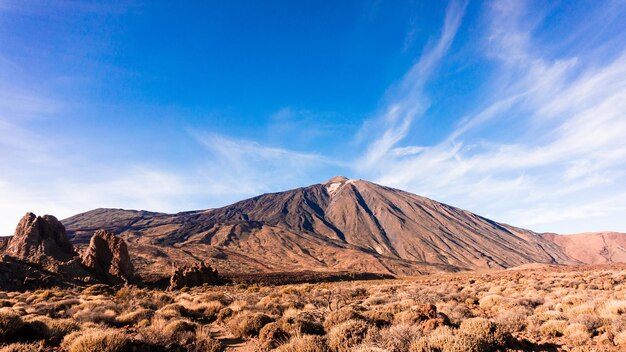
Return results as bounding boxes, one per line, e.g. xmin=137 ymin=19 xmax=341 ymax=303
xmin=357 ymin=0 xmax=467 ymax=170
xmin=190 ymin=131 xmax=343 ymax=195
xmin=361 ymin=0 xmax=626 ymax=233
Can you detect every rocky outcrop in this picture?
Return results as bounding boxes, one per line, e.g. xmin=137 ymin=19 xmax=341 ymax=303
xmin=0 ymin=255 xmax=84 ymax=291
xmin=5 ymin=213 xmax=75 ymax=264
xmin=81 ymin=230 xmax=135 ymax=284
xmin=169 ymin=262 xmax=219 ymax=290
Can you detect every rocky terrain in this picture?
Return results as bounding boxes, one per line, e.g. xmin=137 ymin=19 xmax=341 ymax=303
xmin=62 ymin=177 xmax=587 ymax=281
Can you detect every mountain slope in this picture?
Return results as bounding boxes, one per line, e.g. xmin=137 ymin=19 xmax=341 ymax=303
xmin=542 ymin=232 xmax=626 ymax=264
xmin=62 ymin=176 xmax=579 ymax=278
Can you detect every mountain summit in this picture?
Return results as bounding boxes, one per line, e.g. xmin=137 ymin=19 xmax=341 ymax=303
xmin=61 ymin=178 xmax=583 ymax=279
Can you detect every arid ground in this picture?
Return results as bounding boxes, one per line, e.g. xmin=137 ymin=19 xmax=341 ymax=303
xmin=2 ymin=264 xmax=626 ymax=352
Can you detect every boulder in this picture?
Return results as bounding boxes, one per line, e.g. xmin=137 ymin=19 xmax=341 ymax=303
xmin=169 ymin=262 xmax=219 ymax=290
xmin=81 ymin=230 xmax=135 ymax=284
xmin=5 ymin=213 xmax=75 ymax=264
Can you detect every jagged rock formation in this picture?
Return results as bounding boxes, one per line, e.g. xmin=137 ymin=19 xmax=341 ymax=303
xmin=5 ymin=213 xmax=75 ymax=264
xmin=169 ymin=262 xmax=219 ymax=290
xmin=81 ymin=230 xmax=135 ymax=284
xmin=63 ymin=177 xmax=584 ymax=279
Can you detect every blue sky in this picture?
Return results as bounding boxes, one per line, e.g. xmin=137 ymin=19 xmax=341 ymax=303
xmin=1 ymin=1 xmax=626 ymax=236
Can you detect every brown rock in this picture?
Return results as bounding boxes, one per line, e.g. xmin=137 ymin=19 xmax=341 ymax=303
xmin=81 ymin=230 xmax=135 ymax=284
xmin=169 ymin=262 xmax=219 ymax=290
xmin=5 ymin=213 xmax=75 ymax=264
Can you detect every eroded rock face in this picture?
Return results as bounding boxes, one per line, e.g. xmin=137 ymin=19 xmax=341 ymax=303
xmin=169 ymin=262 xmax=219 ymax=290
xmin=81 ymin=230 xmax=135 ymax=284
xmin=6 ymin=213 xmax=75 ymax=263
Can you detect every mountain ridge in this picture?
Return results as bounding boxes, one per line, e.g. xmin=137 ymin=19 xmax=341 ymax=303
xmin=57 ymin=177 xmax=601 ymax=280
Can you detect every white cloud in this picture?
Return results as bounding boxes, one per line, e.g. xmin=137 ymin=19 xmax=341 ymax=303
xmin=359 ymin=1 xmax=626 ymax=233
xmin=357 ymin=0 xmax=468 ymax=170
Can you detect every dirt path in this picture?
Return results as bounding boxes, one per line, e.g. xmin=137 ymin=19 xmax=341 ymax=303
xmin=209 ymin=324 xmax=254 ymax=351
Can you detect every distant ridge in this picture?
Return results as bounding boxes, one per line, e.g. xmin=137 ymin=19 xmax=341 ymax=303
xmin=542 ymin=232 xmax=626 ymax=264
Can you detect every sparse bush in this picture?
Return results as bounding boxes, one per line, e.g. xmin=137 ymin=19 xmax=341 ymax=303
xmin=323 ymin=306 xmax=365 ymax=332
xmin=116 ymin=308 xmax=154 ymax=326
xmin=193 ymin=326 xmax=223 ymax=352
xmin=327 ymin=319 xmax=370 ymax=352
xmin=280 ymin=311 xmax=324 ymax=336
xmin=539 ymin=319 xmax=568 ymax=337
xmin=276 ymin=335 xmax=329 ymax=352
xmin=0 ymin=308 xmax=24 ymax=341
xmin=259 ymin=322 xmax=289 ymax=350
xmin=0 ymin=342 xmax=43 ymax=352
xmin=564 ymin=323 xmax=591 ymax=346
xmin=62 ymin=329 xmax=131 ymax=352
xmin=163 ymin=318 xmax=196 ymax=338
xmin=366 ymin=324 xmax=422 ymax=352
xmin=478 ymin=295 xmax=503 ymax=310
xmin=459 ymin=317 xmax=509 ymax=350
xmin=227 ymin=312 xmax=273 ymax=338
xmin=216 ymin=307 xmax=233 ymax=322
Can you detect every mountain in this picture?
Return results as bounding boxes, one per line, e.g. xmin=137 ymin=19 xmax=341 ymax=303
xmin=62 ymin=177 xmax=582 ymax=279
xmin=541 ymin=232 xmax=626 ymax=265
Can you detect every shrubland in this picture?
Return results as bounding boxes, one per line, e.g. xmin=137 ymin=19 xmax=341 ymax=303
xmin=1 ymin=264 xmax=626 ymax=351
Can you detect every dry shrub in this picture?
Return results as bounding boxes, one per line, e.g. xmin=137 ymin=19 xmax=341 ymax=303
xmin=350 ymin=346 xmax=388 ymax=352
xmin=62 ymin=329 xmax=131 ymax=352
xmin=156 ymin=303 xmax=189 ymax=319
xmin=326 ymin=319 xmax=370 ymax=352
xmin=259 ymin=322 xmax=289 ymax=350
xmin=216 ymin=307 xmax=233 ymax=322
xmin=188 ymin=301 xmax=222 ymax=321
xmin=280 ymin=311 xmax=324 ymax=336
xmin=494 ymin=307 xmax=529 ymax=333
xmin=163 ymin=319 xmax=196 ymax=338
xmin=539 ymin=319 xmax=568 ymax=337
xmin=363 ymin=308 xmax=394 ymax=327
xmin=408 ymin=337 xmax=431 ymax=352
xmin=478 ymin=295 xmax=503 ymax=310
xmin=116 ymin=308 xmax=154 ymax=326
xmin=366 ymin=324 xmax=422 ymax=352
xmin=569 ymin=313 xmax=603 ymax=332
xmin=0 ymin=342 xmax=43 ymax=352
xmin=393 ymin=304 xmax=437 ymax=326
xmin=193 ymin=326 xmax=223 ymax=352
xmin=443 ymin=303 xmax=472 ymax=325
xmin=458 ymin=317 xmax=509 ymax=350
xmin=45 ymin=318 xmax=80 ymax=338
xmin=14 ymin=317 xmax=50 ymax=340
xmin=81 ymin=284 xmax=114 ymax=296
xmin=600 ymin=300 xmax=626 ymax=318
xmin=564 ymin=323 xmax=591 ymax=346
xmin=227 ymin=312 xmax=273 ymax=338
xmin=0 ymin=308 xmax=24 ymax=340
xmin=323 ymin=306 xmax=365 ymax=332
xmin=276 ymin=335 xmax=329 ymax=352
xmin=423 ymin=325 xmax=480 ymax=352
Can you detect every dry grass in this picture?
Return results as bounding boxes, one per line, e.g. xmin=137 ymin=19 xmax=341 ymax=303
xmin=1 ymin=264 xmax=626 ymax=350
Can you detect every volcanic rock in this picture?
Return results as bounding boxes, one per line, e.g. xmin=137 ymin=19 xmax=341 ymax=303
xmin=81 ymin=230 xmax=135 ymax=284
xmin=5 ymin=212 xmax=75 ymax=264
xmin=169 ymin=262 xmax=219 ymax=290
